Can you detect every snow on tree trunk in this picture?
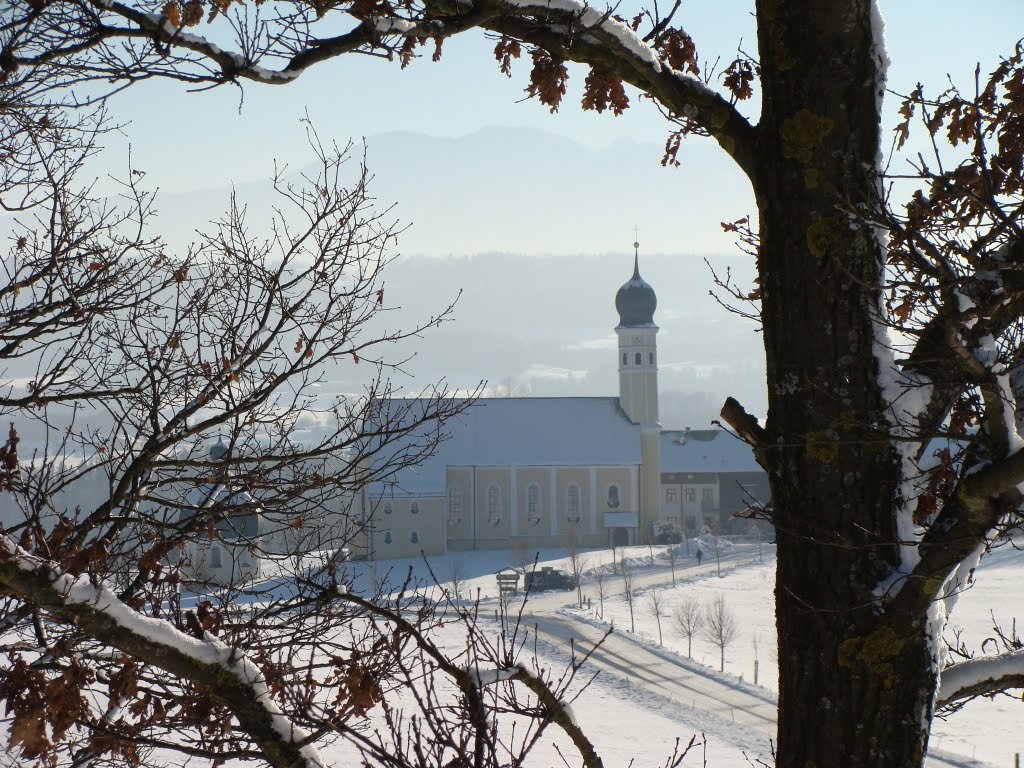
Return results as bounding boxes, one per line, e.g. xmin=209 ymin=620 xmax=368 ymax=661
xmin=754 ymin=2 xmax=937 ymax=766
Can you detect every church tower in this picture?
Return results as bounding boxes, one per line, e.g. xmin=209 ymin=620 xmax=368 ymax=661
xmin=614 ymin=243 xmax=661 ymax=539
xmin=615 ymin=243 xmax=659 ymax=425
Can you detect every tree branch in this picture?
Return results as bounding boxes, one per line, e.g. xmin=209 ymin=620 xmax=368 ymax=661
xmin=0 ymin=535 xmax=324 ymax=768
xmin=719 ymin=396 xmax=768 ymax=461
xmin=59 ymin=0 xmax=760 ymax=182
xmin=936 ymin=649 xmax=1024 ymax=710
xmin=340 ymin=589 xmax=606 ymax=768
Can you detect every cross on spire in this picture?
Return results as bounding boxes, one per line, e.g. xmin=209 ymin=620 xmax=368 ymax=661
xmin=632 ymin=227 xmax=641 ymax=277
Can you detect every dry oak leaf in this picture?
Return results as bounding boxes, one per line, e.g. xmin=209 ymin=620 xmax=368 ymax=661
xmin=163 ymin=1 xmax=182 ymax=26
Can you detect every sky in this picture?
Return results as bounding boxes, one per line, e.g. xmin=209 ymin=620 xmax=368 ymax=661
xmin=103 ymin=1 xmax=1024 ymax=215
xmin=59 ymin=1 xmax=1024 ymax=416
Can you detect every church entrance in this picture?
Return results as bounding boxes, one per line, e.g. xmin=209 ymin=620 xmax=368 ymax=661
xmin=610 ymin=527 xmax=629 ymax=548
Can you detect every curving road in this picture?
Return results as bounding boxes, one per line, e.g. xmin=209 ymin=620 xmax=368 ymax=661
xmin=511 ymin=548 xmax=991 ymax=768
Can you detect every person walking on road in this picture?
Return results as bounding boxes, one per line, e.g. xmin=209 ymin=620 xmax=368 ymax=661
xmin=696 ymin=548 xmax=703 ymax=565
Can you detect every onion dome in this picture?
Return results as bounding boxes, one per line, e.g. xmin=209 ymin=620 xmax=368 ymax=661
xmin=182 ymin=484 xmax=261 ymax=540
xmin=209 ymin=437 xmax=229 ymax=461
xmin=615 ymin=243 xmax=657 ymax=327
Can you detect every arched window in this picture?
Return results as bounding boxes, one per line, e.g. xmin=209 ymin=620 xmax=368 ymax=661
xmin=622 ymin=352 xmax=628 ymax=366
xmin=487 ymin=484 xmax=502 ymax=526
xmin=410 ymin=501 xmax=420 ymax=515
xmin=448 ymin=486 xmax=462 ymax=526
xmin=383 ymin=531 xmax=393 ymax=545
xmin=409 ymin=530 xmax=420 ymax=544
xmin=383 ymin=501 xmax=393 ymax=516
xmin=606 ymin=483 xmax=621 ymax=509
xmin=567 ymin=484 xmax=581 ymax=525
xmin=634 ymin=352 xmax=642 ymax=365
xmin=527 ymin=483 xmax=542 ymax=527
xmin=210 ymin=544 xmax=222 ymax=568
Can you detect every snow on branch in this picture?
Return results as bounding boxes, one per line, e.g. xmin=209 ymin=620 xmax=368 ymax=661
xmin=472 ymin=0 xmax=759 ymax=178
xmin=0 ymin=534 xmax=326 ymax=768
xmin=498 ymin=0 xmax=662 ymax=70
xmin=64 ymin=0 xmax=759 ymax=181
xmin=341 ymin=590 xmax=606 ymax=768
xmin=936 ymin=648 xmax=1024 ymax=710
xmin=467 ymin=665 xmax=526 ymax=687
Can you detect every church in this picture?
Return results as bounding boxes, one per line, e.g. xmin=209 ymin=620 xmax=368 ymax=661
xmin=360 ymin=248 xmax=769 ymax=560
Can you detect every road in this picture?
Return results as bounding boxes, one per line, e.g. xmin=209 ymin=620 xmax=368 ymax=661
xmin=510 ymin=547 xmax=991 ymax=768
xmin=529 ymin=611 xmax=777 ymax=734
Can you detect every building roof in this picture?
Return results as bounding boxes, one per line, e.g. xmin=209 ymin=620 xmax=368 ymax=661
xmin=181 ymin=483 xmax=262 ymax=539
xmin=614 ymin=250 xmax=657 ymax=327
xmin=660 ymin=429 xmax=762 ymax=474
xmin=369 ymin=397 xmax=642 ymax=494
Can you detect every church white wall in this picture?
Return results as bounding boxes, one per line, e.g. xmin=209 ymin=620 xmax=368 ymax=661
xmin=444 ymin=466 xmax=474 ymax=549
xmin=554 ymin=468 xmax=588 ymax=539
xmin=512 ymin=467 xmax=548 ymax=542
xmin=368 ymin=495 xmax=444 ymax=559
xmin=366 ymin=461 xmax=758 ymax=556
xmin=469 ymin=467 xmax=511 ymax=549
xmin=181 ymin=538 xmax=260 ymax=586
xmin=640 ymin=429 xmax=662 ymax=540
xmin=616 ymin=326 xmax=659 ymax=426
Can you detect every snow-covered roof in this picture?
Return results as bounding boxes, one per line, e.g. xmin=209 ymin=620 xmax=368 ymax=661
xmin=181 ymin=484 xmax=262 ymax=539
xmin=660 ymin=429 xmax=761 ymax=474
xmin=370 ymin=397 xmax=642 ymax=494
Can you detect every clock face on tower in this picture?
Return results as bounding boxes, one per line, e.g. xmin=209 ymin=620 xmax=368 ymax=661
xmin=632 ymin=335 xmax=642 ymax=345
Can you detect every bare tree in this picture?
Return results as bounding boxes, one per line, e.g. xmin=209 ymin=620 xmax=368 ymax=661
xmin=511 ymin=543 xmax=537 ymax=578
xmin=0 ymin=107 xmax=620 ymax=768
xmin=647 ymin=589 xmax=667 ymax=646
xmin=593 ymin=567 xmax=608 ymax=620
xmin=666 ymin=545 xmax=679 ymax=586
xmin=753 ymin=631 xmax=761 ymax=686
xmin=621 ymin=561 xmax=637 ymax=634
xmin=15 ymin=1 xmax=1024 ymax=764
xmin=565 ymin=533 xmax=588 ymax=608
xmin=712 ymin=528 xmax=723 ymax=577
xmin=672 ymin=596 xmax=704 ymax=659
xmin=449 ymin=558 xmax=466 ymax=603
xmin=703 ymin=597 xmax=740 ymax=673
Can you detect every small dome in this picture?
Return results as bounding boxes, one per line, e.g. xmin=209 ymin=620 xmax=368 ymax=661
xmin=182 ymin=484 xmax=262 ymax=540
xmin=210 ymin=437 xmax=229 ymax=461
xmin=615 ymin=250 xmax=657 ymax=327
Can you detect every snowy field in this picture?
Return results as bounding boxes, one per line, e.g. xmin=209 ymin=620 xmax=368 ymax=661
xmin=333 ymin=541 xmax=1024 ymax=768
xmin=5 ymin=542 xmax=1020 ymax=767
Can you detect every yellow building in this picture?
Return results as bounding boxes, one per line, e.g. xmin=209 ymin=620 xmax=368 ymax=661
xmin=360 ymin=248 xmax=768 ymax=560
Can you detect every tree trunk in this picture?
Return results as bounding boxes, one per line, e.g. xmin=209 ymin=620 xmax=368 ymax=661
xmin=755 ymin=1 xmax=937 ymax=765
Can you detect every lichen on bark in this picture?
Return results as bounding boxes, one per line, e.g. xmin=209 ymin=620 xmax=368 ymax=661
xmin=837 ymin=625 xmax=904 ymax=688
xmin=782 ymin=109 xmax=835 ymax=163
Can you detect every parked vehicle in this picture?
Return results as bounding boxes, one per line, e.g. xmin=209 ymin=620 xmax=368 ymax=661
xmin=523 ymin=566 xmax=578 ymax=592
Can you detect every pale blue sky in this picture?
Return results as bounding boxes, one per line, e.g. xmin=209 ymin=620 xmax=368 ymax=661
xmin=106 ymin=0 xmax=1024 ymax=246
xmin=56 ymin=1 xmax=1024 ymax=417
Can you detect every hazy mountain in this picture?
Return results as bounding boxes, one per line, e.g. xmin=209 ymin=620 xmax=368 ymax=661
xmin=148 ymin=127 xmax=767 ymax=428
xmin=158 ymin=125 xmax=752 ymax=257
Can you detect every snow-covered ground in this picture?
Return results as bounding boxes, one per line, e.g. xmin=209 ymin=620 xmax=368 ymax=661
xmin=333 ymin=540 xmax=1024 ymax=768
xmin=6 ymin=541 xmax=1019 ymax=767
